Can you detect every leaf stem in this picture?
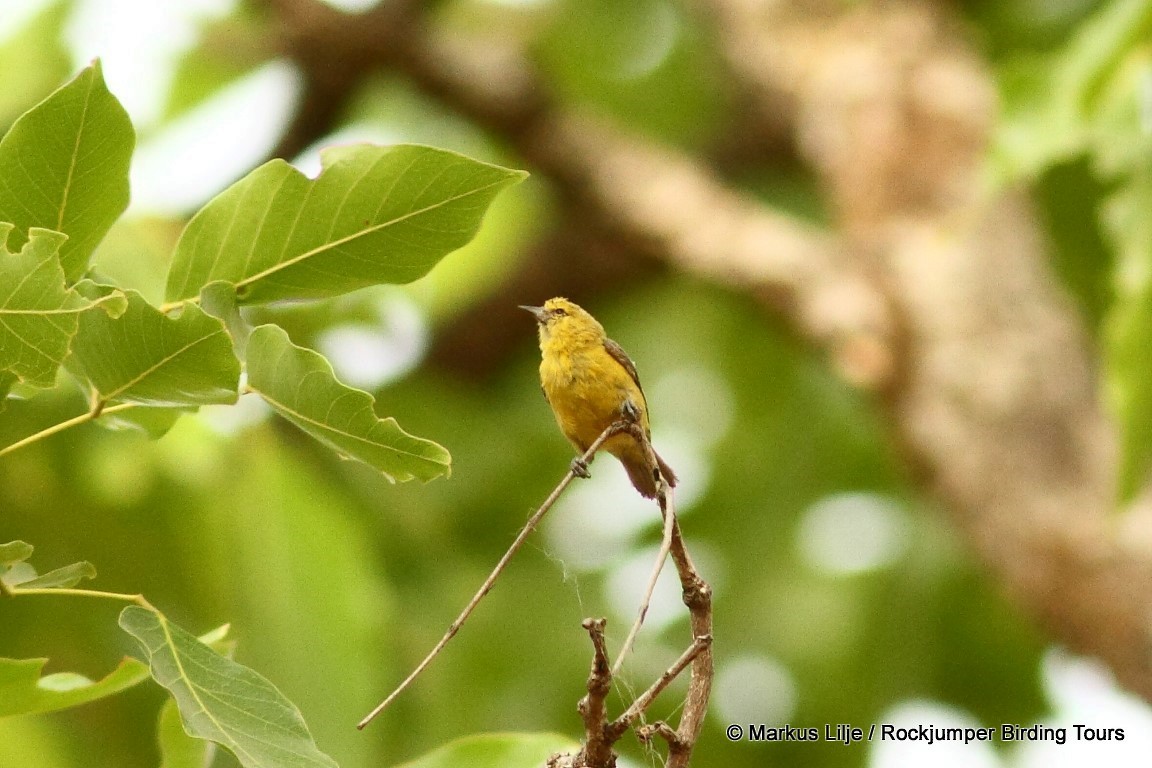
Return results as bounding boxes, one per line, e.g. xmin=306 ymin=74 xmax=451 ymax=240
xmin=2 ymin=584 xmax=155 ymax=610
xmin=0 ymin=401 xmax=137 ymax=458
xmin=157 ymin=296 xmax=199 ymax=314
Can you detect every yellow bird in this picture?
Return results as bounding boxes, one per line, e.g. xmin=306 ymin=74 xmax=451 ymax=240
xmin=521 ymin=297 xmax=676 ymax=499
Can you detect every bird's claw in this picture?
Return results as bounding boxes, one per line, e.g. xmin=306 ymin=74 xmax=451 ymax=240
xmin=570 ymin=457 xmax=592 ymax=479
xmin=621 ymin=399 xmax=640 ymax=423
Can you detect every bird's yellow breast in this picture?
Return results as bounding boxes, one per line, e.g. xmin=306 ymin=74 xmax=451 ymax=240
xmin=539 ymin=340 xmax=650 ymax=455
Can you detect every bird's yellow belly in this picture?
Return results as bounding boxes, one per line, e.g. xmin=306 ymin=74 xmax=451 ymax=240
xmin=540 ymin=350 xmax=649 ymax=454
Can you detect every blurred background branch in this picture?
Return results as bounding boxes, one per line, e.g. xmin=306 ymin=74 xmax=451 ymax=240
xmin=252 ymin=0 xmax=1152 ymax=704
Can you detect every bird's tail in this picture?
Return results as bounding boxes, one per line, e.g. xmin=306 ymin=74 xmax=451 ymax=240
xmin=618 ymin=443 xmax=677 ymax=499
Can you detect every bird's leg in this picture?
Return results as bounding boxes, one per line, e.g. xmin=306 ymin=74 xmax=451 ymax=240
xmin=620 ymin=398 xmax=641 ymax=423
xmin=570 ymin=455 xmax=592 ymax=479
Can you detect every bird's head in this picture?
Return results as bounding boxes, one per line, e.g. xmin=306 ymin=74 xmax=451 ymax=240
xmin=520 ymin=297 xmax=604 ymax=348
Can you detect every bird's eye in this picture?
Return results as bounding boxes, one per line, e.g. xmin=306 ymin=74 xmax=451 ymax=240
xmin=552 ymin=307 xmax=567 ymax=317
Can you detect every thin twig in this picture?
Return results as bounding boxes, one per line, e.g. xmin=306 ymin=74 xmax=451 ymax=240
xmin=549 ymin=421 xmax=713 ymax=768
xmin=615 ymin=424 xmax=714 ymax=767
xmin=358 ymin=421 xmax=633 ymax=729
xmin=609 ymin=633 xmax=712 ymax=736
xmin=611 ymin=483 xmax=676 ymax=676
xmin=637 ymin=721 xmax=683 ymax=751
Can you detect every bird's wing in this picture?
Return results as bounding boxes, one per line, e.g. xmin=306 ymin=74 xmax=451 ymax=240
xmin=603 ymin=338 xmax=643 ymax=393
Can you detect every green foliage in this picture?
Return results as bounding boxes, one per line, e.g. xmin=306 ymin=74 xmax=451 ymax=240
xmin=0 ymin=657 xmax=149 ymax=717
xmin=8 ymin=560 xmax=95 ymax=589
xmin=997 ymin=0 xmax=1152 ymax=500
xmin=158 ymin=696 xmax=218 ymax=768
xmin=1105 ymin=163 xmax=1152 ymax=500
xmin=1 ymin=61 xmax=522 ymax=478
xmin=246 ymin=324 xmax=451 ymax=482
xmin=0 ymin=541 xmax=95 ymax=591
xmin=536 ymin=0 xmax=729 ymax=146
xmin=164 ymin=144 xmax=527 ymax=305
xmin=392 ymin=733 xmax=578 ymax=768
xmin=0 ymin=225 xmax=125 ymax=389
xmin=68 ymin=288 xmax=240 ymax=407
xmin=0 ymin=60 xmax=134 ymax=282
xmin=0 ymin=540 xmax=34 ymax=567
xmin=0 ymin=56 xmax=522 ymax=768
xmin=2 ymin=541 xmax=337 ymax=767
xmin=120 ymin=605 xmax=339 ymax=768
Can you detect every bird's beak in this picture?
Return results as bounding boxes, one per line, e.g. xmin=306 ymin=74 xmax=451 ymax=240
xmin=519 ymin=305 xmax=548 ymax=324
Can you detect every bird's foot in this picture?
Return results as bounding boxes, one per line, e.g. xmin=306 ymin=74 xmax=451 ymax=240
xmin=570 ymin=457 xmax=592 ymax=479
xmin=620 ymin=399 xmax=641 ymax=423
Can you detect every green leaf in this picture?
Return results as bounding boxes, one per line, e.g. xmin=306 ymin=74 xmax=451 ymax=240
xmin=119 ymin=606 xmax=338 ymax=768
xmin=0 ymin=60 xmax=135 ymax=282
xmin=165 ymin=144 xmax=527 ymax=305
xmin=0 ymin=541 xmax=33 ymax=568
xmin=0 ymin=656 xmax=150 ymax=716
xmin=68 ymin=289 xmax=240 ymax=407
xmin=392 ymin=733 xmax=578 ymax=768
xmin=246 ymin=324 xmax=450 ymax=482
xmin=158 ymin=696 xmax=217 ymax=768
xmin=0 ymin=225 xmax=125 ymax=389
xmin=9 ymin=561 xmax=95 ymax=589
xmin=98 ymin=406 xmax=190 ymax=439
xmin=157 ymin=627 xmax=229 ymax=768
xmin=199 ymin=281 xmax=250 ymax=356
xmin=995 ymin=0 xmax=1152 ymax=180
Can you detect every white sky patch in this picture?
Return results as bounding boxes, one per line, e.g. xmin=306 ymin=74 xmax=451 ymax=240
xmin=316 ymin=294 xmax=428 ymax=390
xmin=869 ymin=701 xmax=1001 ymax=768
xmin=1010 ymin=649 xmax=1152 ymax=767
xmin=198 ymin=390 xmax=271 ymax=437
xmin=714 ymin=655 xmax=797 ymax=727
xmin=66 ymin=0 xmax=235 ymax=128
xmin=796 ymin=492 xmax=911 ymax=576
xmin=131 ymin=60 xmax=300 ymax=215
